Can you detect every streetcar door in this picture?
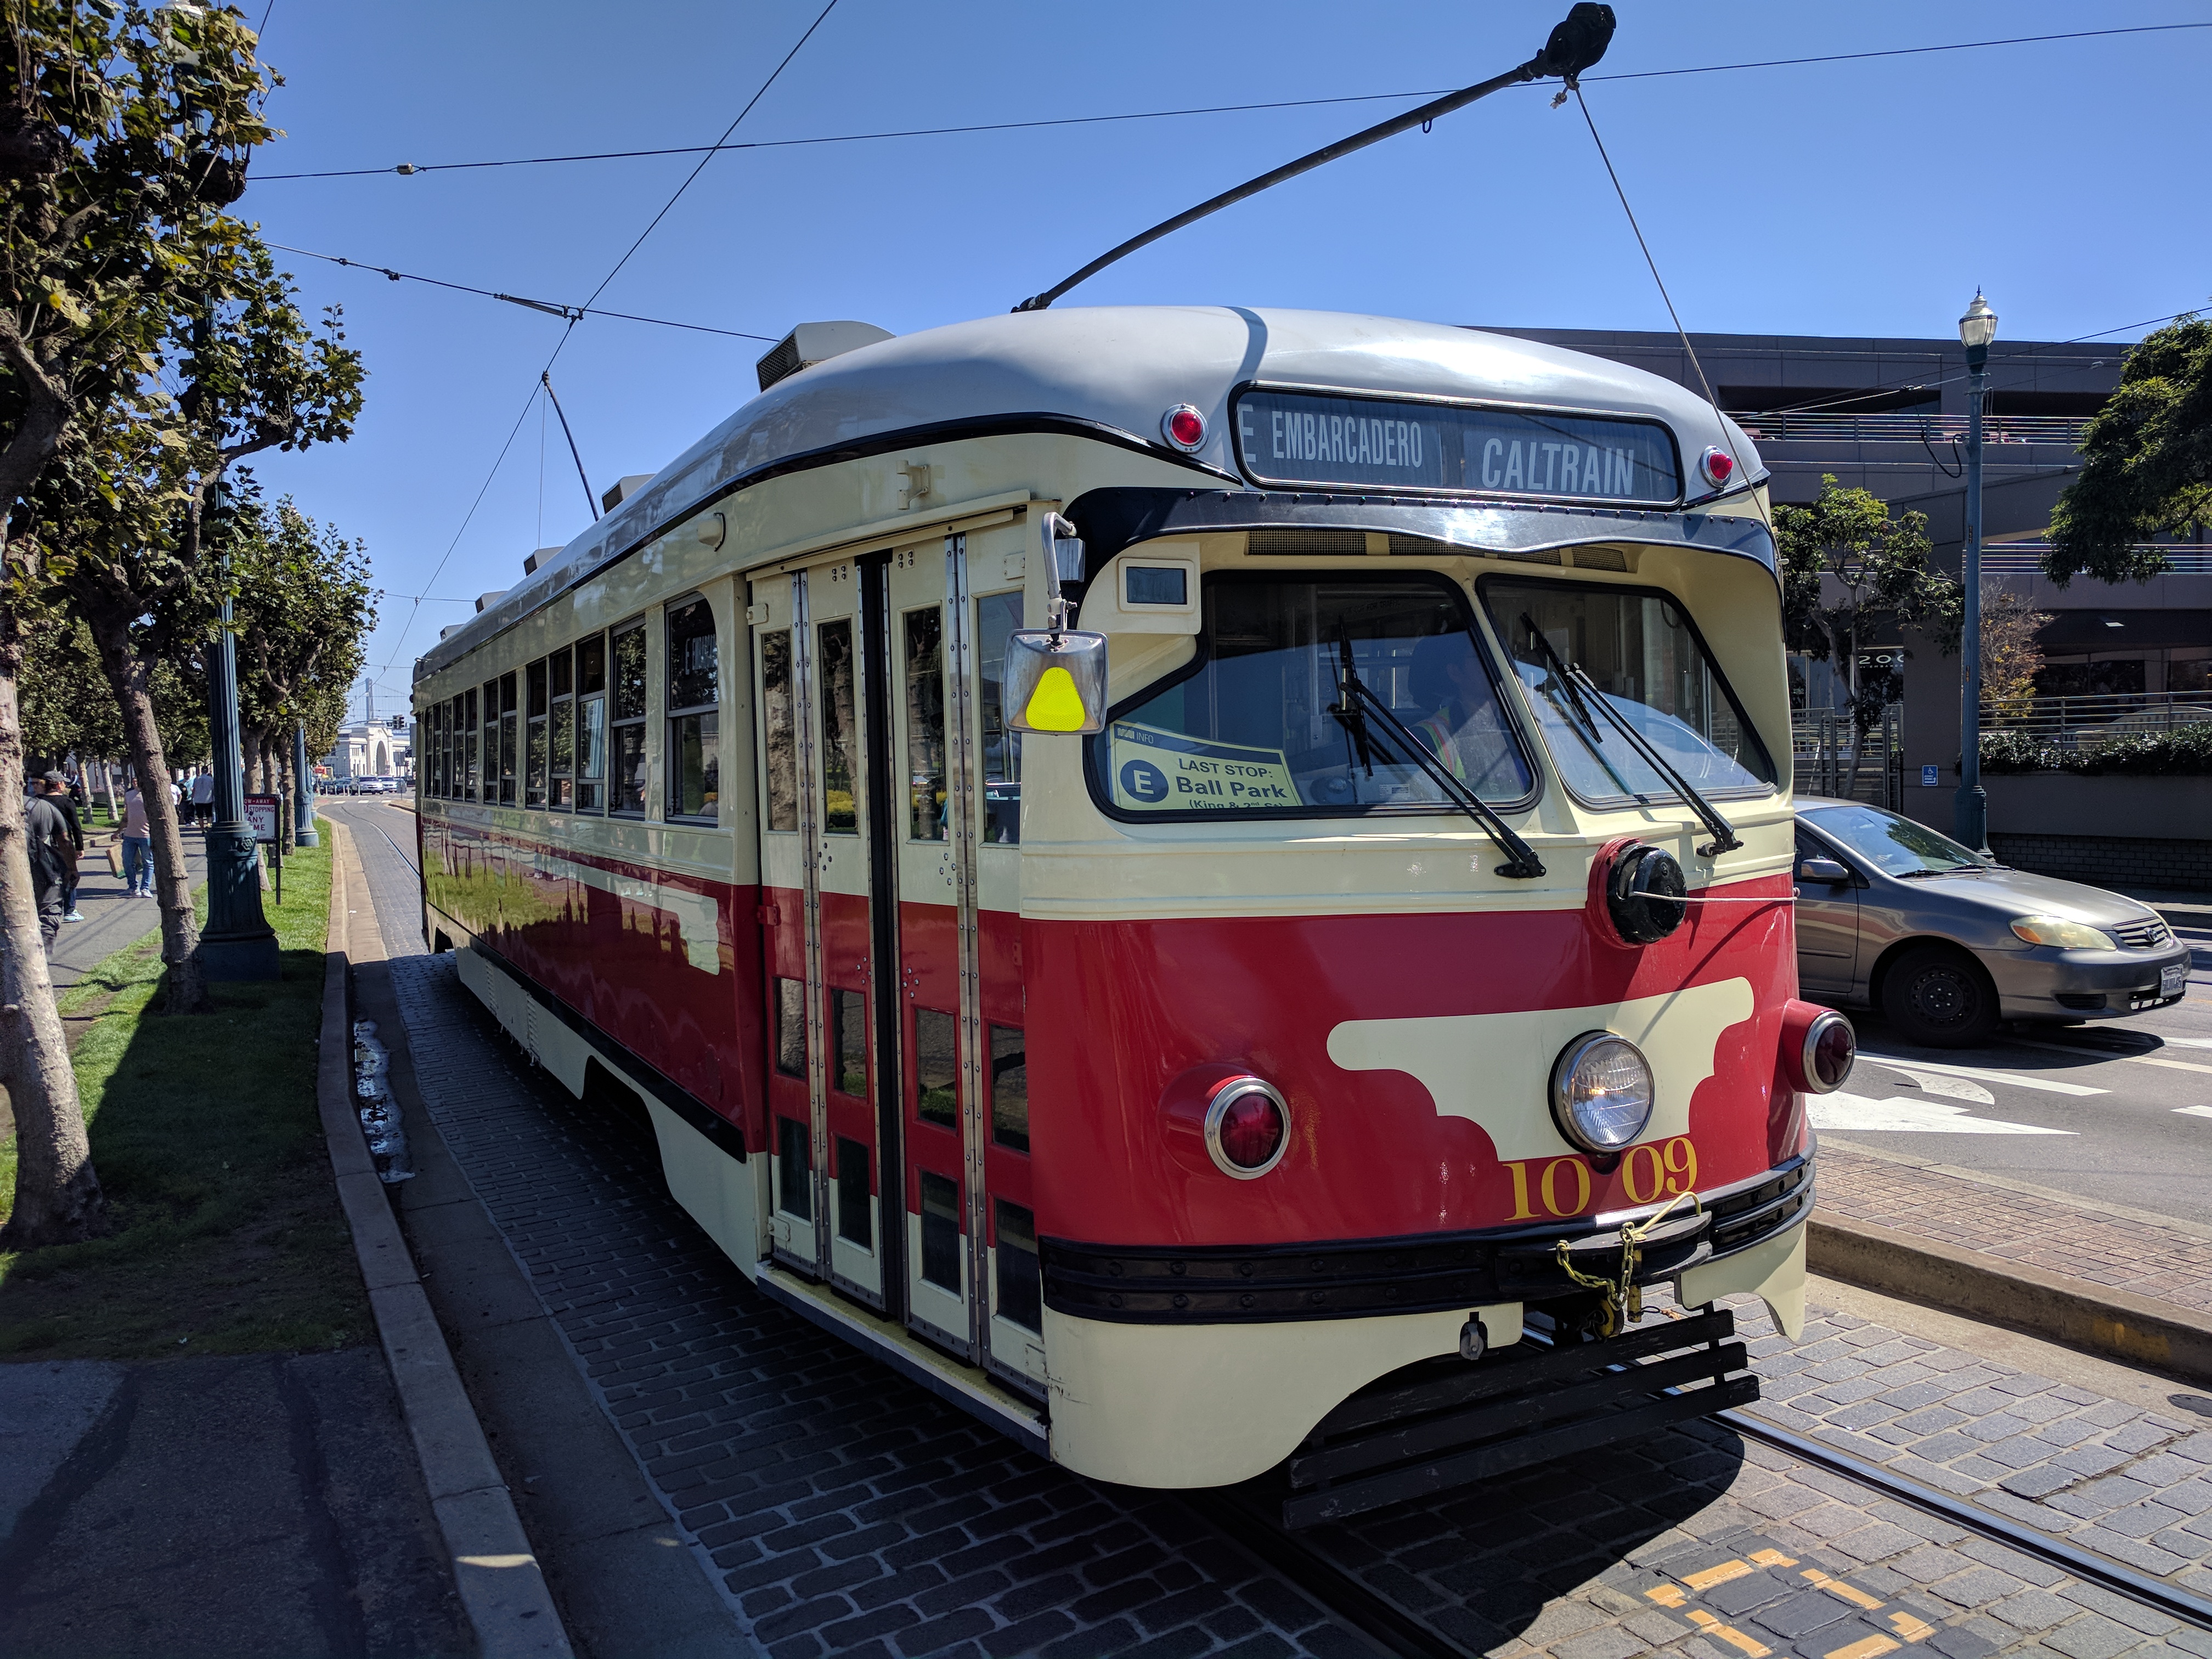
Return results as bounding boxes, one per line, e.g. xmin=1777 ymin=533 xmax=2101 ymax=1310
xmin=887 ymin=528 xmax=1043 ymax=1390
xmin=753 ymin=559 xmax=889 ymax=1306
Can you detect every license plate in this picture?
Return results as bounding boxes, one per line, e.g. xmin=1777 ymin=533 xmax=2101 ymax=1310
xmin=2162 ymin=963 xmax=2188 ymax=998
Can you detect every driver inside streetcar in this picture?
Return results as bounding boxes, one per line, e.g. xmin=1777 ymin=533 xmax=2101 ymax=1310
xmin=1407 ymin=633 xmax=1521 ymax=796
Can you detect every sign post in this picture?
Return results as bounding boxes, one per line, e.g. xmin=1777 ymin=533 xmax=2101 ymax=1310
xmin=244 ymin=792 xmax=282 ymax=907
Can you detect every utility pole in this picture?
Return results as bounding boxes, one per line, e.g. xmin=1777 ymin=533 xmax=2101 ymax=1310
xmin=1953 ymin=292 xmax=1997 ymax=855
xmin=198 ymin=477 xmax=279 ymax=978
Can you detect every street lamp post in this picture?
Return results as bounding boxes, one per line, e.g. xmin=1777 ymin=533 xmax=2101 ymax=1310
xmin=198 ymin=479 xmax=280 ymax=979
xmin=293 ymin=722 xmax=320 ymax=848
xmin=1954 ymin=290 xmax=1997 ymax=855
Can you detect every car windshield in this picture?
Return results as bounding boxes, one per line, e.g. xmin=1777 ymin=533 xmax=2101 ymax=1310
xmin=1092 ymin=573 xmax=1533 ymax=817
xmin=1804 ymin=804 xmax=1987 ymax=876
xmin=1479 ymin=575 xmax=1775 ymax=804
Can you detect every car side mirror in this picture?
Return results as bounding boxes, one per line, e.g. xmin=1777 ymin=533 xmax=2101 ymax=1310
xmin=1796 ymin=856 xmax=1850 ymax=884
xmin=1004 ymin=511 xmax=1109 ymax=735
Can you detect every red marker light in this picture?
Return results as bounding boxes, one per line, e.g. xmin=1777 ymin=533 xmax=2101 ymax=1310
xmin=1700 ymin=447 xmax=1736 ymax=488
xmin=1215 ymin=1087 xmax=1285 ymax=1171
xmin=1163 ymin=404 xmax=1207 ymax=452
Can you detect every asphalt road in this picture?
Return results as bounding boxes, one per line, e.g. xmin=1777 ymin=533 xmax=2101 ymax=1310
xmin=1813 ymin=903 xmax=2212 ymax=1228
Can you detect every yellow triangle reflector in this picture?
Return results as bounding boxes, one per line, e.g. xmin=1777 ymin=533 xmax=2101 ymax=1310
xmin=1024 ymin=665 xmax=1088 ymax=731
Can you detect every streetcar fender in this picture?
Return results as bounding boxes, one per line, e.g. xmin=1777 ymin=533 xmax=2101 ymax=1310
xmin=1675 ymin=1217 xmax=1806 ymax=1342
xmin=642 ymin=1097 xmax=769 ymax=1282
xmin=1042 ymin=1302 xmax=1522 ymax=1489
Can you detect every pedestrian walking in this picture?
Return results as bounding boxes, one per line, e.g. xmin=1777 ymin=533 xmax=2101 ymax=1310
xmin=25 ymin=779 xmax=72 ymax=955
xmin=190 ymin=770 xmax=214 ymax=827
xmin=41 ymin=771 xmax=86 ymax=922
xmin=121 ymin=783 xmax=153 ymax=898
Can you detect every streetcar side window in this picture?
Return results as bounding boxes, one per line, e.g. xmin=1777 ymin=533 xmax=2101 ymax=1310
xmin=817 ymin=617 xmax=858 ymax=834
xmin=831 ymin=988 xmax=868 ymax=1097
xmin=1088 ymin=573 xmax=1533 ymax=821
xmin=775 ymin=1117 xmax=811 ymax=1220
xmin=975 ymin=592 xmax=1023 ymax=845
xmin=665 ymin=595 xmax=719 ymax=823
xmin=611 ymin=620 xmax=647 ymax=815
xmin=919 ymin=1171 xmax=961 ymax=1291
xmin=913 ymin=1008 xmax=957 ymax=1127
xmin=902 ymin=606 xmax=946 ymax=840
xmin=497 ymin=673 xmax=518 ymax=806
xmin=463 ymin=687 xmax=479 ymax=801
xmin=575 ymin=634 xmax=606 ymax=812
xmin=773 ymin=978 xmax=806 ymax=1077
xmin=524 ymin=658 xmax=549 ymax=809
xmin=990 ymin=1025 xmax=1027 ymax=1152
xmin=431 ymin=702 xmax=446 ymax=798
xmin=1479 ymin=575 xmax=1776 ymax=804
xmin=549 ymin=646 xmax=574 ymax=810
xmin=760 ymin=629 xmax=798 ymax=832
xmin=834 ymin=1137 xmax=872 ymax=1250
xmin=994 ymin=1199 xmax=1041 ymax=1332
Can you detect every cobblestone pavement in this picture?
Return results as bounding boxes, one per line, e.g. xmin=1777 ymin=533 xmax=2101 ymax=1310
xmin=335 ymin=807 xmax=2212 ymax=1658
xmin=1817 ymin=1144 xmax=2212 ymax=1318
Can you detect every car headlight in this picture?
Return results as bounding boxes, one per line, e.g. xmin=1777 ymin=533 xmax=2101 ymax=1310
xmin=2010 ymin=916 xmax=2117 ymax=950
xmin=1549 ymin=1032 xmax=1656 ymax=1154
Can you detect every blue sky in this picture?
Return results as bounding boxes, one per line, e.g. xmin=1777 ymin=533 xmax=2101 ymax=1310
xmin=230 ymin=1 xmax=2212 ymax=719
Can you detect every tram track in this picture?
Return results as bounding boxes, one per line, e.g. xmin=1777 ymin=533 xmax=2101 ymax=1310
xmin=1183 ymin=1395 xmax=2212 ymax=1659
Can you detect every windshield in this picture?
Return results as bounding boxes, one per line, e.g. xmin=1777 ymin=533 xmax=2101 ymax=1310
xmin=1803 ymin=804 xmax=1986 ymax=876
xmin=1480 ymin=575 xmax=1775 ymax=804
xmin=1092 ymin=574 xmax=1533 ymax=817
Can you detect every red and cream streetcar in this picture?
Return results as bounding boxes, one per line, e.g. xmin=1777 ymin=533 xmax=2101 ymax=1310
xmin=413 ymin=306 xmax=1854 ymax=1523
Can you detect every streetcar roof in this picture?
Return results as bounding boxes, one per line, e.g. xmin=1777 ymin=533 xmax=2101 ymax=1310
xmin=419 ymin=307 xmax=1762 ymax=679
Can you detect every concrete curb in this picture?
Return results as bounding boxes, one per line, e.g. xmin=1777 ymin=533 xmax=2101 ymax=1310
xmin=1808 ymin=1214 xmax=2212 ymax=1386
xmin=317 ymin=821 xmax=575 ymax=1658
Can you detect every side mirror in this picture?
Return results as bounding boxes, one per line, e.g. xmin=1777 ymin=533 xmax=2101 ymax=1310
xmin=1796 ymin=856 xmax=1850 ymax=884
xmin=1005 ymin=511 xmax=1109 ymax=734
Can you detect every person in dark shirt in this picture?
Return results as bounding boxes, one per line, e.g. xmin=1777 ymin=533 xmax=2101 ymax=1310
xmin=25 ymin=782 xmax=73 ymax=953
xmin=40 ymin=771 xmax=86 ymax=922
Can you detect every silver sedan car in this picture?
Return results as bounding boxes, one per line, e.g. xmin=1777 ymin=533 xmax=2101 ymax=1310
xmin=1792 ymin=798 xmax=2191 ymax=1047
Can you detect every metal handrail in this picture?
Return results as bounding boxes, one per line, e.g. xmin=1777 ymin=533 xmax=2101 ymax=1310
xmin=1975 ymin=543 xmax=2212 ymax=575
xmin=1980 ymin=689 xmax=2212 ymax=746
xmin=1736 ymin=411 xmax=2090 ymax=444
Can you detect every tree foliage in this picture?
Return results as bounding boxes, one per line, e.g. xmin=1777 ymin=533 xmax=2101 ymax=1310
xmin=2046 ymin=313 xmax=2212 ymax=587
xmin=1978 ymin=583 xmax=2051 ymax=724
xmin=1774 ymin=475 xmax=1960 ymax=731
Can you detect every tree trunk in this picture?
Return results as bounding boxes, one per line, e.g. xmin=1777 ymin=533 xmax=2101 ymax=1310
xmin=103 ymin=758 xmax=120 ymax=827
xmin=84 ymin=608 xmax=209 ymax=1015
xmin=275 ymin=737 xmax=296 ymax=854
xmin=0 ymin=605 xmax=105 ymax=1246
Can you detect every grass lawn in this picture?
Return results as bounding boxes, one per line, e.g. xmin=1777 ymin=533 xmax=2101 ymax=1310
xmin=0 ymin=827 xmax=371 ymax=1359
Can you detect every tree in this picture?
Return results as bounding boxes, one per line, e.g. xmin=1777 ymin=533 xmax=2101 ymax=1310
xmin=1979 ymin=583 xmax=2051 ymax=725
xmin=2046 ymin=312 xmax=2211 ymax=587
xmin=229 ymin=489 xmax=375 ymax=847
xmin=1775 ymin=475 xmax=1961 ymax=797
xmin=0 ymin=2 xmax=278 ymax=1247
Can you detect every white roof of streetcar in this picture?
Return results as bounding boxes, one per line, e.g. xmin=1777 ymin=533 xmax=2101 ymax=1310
xmin=419 ymin=306 xmax=1763 ymax=678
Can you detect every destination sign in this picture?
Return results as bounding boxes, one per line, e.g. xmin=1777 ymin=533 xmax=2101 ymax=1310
xmin=1233 ymin=390 xmax=1679 ymax=505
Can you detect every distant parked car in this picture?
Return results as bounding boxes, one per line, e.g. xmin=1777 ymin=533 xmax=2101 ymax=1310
xmin=1793 ymin=798 xmax=2190 ymax=1046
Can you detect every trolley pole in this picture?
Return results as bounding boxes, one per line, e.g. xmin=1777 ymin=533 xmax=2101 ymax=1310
xmin=294 ymin=721 xmax=320 ymax=848
xmin=198 ymin=479 xmax=280 ymax=979
xmin=1953 ymin=291 xmax=1996 ymax=855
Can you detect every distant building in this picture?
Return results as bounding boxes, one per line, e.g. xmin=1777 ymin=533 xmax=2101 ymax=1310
xmin=323 ymin=719 xmax=411 ymax=781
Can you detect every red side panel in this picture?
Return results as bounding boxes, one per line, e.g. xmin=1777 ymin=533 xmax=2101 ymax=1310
xmin=1024 ymin=875 xmax=1795 ymax=1246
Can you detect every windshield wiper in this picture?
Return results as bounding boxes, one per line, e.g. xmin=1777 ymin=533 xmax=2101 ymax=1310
xmin=1330 ymin=631 xmax=1544 ymax=880
xmin=1517 ymin=616 xmax=1743 ymax=858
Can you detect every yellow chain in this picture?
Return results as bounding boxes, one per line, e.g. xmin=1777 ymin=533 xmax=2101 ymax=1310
xmin=1553 ymin=1188 xmax=1702 ymax=1338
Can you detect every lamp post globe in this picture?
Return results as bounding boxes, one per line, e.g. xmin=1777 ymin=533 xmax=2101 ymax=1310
xmin=1953 ymin=290 xmax=1997 ymax=855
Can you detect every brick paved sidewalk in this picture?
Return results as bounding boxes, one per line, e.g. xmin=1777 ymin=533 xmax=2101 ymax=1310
xmin=1815 ymin=1142 xmax=2212 ymax=1319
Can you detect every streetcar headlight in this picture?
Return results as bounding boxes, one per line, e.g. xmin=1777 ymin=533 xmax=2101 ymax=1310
xmin=1205 ymin=1076 xmax=1290 ymax=1178
xmin=1549 ymin=1032 xmax=1655 ymax=1154
xmin=2010 ymin=915 xmax=2115 ymax=950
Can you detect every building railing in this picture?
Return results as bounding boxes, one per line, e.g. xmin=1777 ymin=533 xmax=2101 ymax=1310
xmin=1793 ymin=705 xmax=1904 ymax=808
xmin=1734 ymin=411 xmax=2090 ymax=445
xmin=1974 ymin=542 xmax=2212 ymax=575
xmin=1979 ymin=690 xmax=2212 ymax=746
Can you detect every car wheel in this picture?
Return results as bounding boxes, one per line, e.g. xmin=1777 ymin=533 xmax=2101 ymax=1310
xmin=1881 ymin=944 xmax=1998 ymax=1048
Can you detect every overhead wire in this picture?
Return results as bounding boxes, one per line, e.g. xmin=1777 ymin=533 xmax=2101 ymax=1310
xmin=370 ymin=0 xmax=839 ymax=682
xmin=250 ymin=23 xmax=2212 ymax=183
xmin=263 ymin=241 xmax=777 ymax=340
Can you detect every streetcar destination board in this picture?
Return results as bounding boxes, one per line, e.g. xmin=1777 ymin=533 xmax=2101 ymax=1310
xmin=1233 ymin=389 xmax=1679 ymax=504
